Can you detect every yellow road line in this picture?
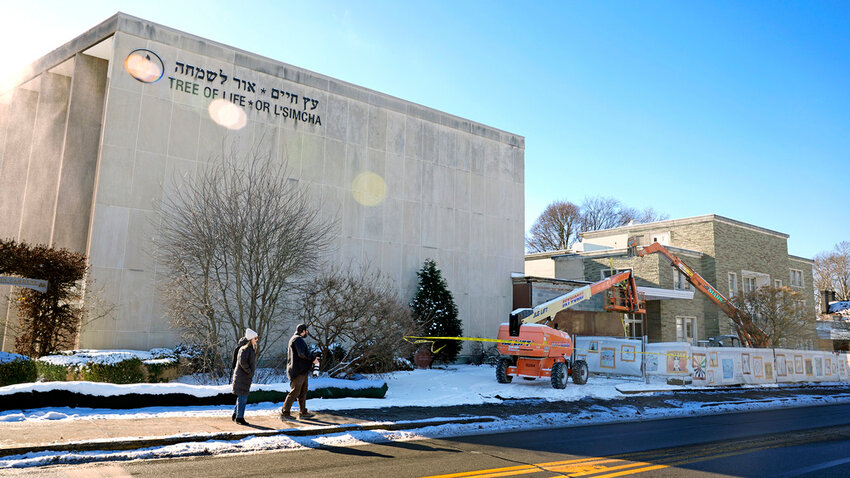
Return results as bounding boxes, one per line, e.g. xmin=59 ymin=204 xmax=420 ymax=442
xmin=422 ymin=426 xmax=850 ymax=478
xmin=588 ymin=464 xmax=670 ymax=478
xmin=423 ymin=457 xmax=624 ymax=478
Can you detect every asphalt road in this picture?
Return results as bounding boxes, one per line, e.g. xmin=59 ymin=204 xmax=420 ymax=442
xmin=15 ymin=402 xmax=850 ymax=478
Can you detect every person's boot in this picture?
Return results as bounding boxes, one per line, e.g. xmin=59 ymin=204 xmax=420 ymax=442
xmin=281 ymin=410 xmax=294 ymax=420
xmin=231 ymin=412 xmax=236 ymax=422
xmin=298 ymin=411 xmax=315 ymax=419
xmin=235 ymin=417 xmax=249 ymax=425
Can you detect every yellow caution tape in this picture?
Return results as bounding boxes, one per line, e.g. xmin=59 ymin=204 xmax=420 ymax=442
xmin=404 ymin=336 xmax=693 ymax=359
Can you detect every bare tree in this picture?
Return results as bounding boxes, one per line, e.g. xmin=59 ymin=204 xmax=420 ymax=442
xmin=580 ymin=196 xmax=626 ymax=232
xmin=301 ymin=265 xmax=420 ymax=376
xmin=814 ymin=241 xmax=850 ymax=301
xmin=729 ymin=286 xmax=816 ymax=347
xmin=525 ymin=200 xmax=581 ymax=253
xmin=580 ymin=196 xmax=669 ymax=232
xmin=526 ymin=197 xmax=668 ymax=253
xmin=157 ymin=146 xmax=336 ymax=372
xmin=620 ymin=206 xmax=669 ymax=226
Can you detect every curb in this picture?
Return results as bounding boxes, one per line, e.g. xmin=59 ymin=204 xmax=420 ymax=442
xmin=0 ymin=416 xmax=495 ymax=458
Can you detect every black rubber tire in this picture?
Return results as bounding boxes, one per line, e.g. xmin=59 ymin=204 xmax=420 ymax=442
xmin=551 ymin=361 xmax=567 ymax=389
xmin=571 ymin=359 xmax=589 ymax=385
xmin=496 ymin=357 xmax=513 ymax=383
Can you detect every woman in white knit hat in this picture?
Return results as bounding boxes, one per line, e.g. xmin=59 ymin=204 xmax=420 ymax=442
xmin=231 ymin=328 xmax=258 ymax=425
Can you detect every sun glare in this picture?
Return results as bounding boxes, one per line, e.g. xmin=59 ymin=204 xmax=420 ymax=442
xmin=351 ymin=172 xmax=387 ymax=207
xmin=208 ymin=98 xmax=248 ymax=130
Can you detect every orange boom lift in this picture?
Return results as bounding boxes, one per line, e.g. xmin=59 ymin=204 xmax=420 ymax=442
xmin=626 ymin=236 xmax=770 ymax=348
xmin=496 ymin=270 xmax=645 ymax=388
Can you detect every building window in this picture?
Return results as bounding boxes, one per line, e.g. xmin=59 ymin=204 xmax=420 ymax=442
xmin=673 ymin=269 xmax=693 ymax=291
xmin=624 ymin=315 xmax=643 ymax=338
xmin=601 ymin=268 xmax=630 ymax=280
xmin=742 ymin=271 xmax=769 ymax=293
xmin=676 ymin=316 xmax=697 ymax=344
xmin=774 ymin=279 xmax=782 ymax=288
xmin=728 ymin=272 xmax=738 ymax=297
xmin=790 ymin=269 xmax=803 ymax=287
xmin=744 ymin=276 xmax=757 ymax=293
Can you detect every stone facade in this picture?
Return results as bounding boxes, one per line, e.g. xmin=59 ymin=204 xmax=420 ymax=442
xmin=554 ymin=215 xmax=817 ymax=346
xmin=0 ymin=13 xmax=524 ymax=353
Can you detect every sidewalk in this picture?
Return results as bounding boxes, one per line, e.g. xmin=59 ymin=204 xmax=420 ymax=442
xmin=0 ymin=408 xmax=493 ymax=458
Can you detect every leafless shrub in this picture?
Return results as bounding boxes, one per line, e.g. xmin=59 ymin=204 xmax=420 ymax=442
xmin=301 ymin=265 xmax=420 ymax=377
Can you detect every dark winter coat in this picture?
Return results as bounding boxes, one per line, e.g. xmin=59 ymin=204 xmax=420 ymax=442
xmin=231 ymin=337 xmax=249 ymax=371
xmin=231 ymin=342 xmax=257 ymax=396
xmin=286 ymin=334 xmax=315 ymax=380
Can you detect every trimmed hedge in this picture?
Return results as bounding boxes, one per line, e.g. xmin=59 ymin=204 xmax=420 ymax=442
xmin=29 ymin=353 xmax=182 ymax=385
xmin=34 ymin=361 xmax=70 ymax=382
xmin=0 ymin=357 xmax=37 ymax=387
xmin=0 ymin=382 xmax=389 ymax=411
xmin=78 ymin=358 xmax=145 ymax=384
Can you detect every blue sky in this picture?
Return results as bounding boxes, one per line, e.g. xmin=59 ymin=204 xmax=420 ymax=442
xmin=2 ymin=1 xmax=847 ymax=259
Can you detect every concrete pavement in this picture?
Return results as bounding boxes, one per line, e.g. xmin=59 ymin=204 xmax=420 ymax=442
xmin=0 ymin=409 xmax=494 ymax=458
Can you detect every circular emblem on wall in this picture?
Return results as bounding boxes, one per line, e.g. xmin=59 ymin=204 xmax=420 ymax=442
xmin=124 ymin=49 xmax=164 ymax=83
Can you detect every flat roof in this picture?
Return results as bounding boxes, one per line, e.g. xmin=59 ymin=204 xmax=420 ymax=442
xmin=4 ymin=12 xmax=523 ymax=147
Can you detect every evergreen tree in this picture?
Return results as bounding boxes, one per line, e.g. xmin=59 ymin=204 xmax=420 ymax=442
xmin=409 ymin=259 xmax=463 ymax=363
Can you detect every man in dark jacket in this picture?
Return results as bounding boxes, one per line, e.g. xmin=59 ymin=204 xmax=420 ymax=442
xmin=231 ymin=328 xmax=258 ymax=425
xmin=281 ymin=323 xmax=319 ymax=419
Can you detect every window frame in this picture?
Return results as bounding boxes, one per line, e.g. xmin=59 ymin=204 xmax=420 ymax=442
xmin=673 ymin=268 xmax=693 ymax=291
xmin=675 ymin=316 xmax=697 ymax=345
xmin=728 ymin=272 xmax=738 ymax=297
xmin=790 ymin=269 xmax=803 ymax=288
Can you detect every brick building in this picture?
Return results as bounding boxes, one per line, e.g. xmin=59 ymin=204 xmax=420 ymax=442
xmin=544 ymin=215 xmax=818 ymax=347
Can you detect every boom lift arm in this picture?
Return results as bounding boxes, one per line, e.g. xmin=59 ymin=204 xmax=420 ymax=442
xmin=509 ymin=269 xmax=645 ymax=335
xmin=626 ymin=237 xmax=770 ymax=348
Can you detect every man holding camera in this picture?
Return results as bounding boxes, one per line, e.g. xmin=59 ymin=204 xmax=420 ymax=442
xmin=281 ymin=323 xmax=320 ymax=420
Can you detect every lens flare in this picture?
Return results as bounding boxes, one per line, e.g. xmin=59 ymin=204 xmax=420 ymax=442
xmin=124 ymin=49 xmax=163 ymax=83
xmin=208 ymin=98 xmax=247 ymax=130
xmin=351 ymin=172 xmax=387 ymax=206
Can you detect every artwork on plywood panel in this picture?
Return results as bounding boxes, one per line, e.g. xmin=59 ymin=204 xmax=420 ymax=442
xmin=600 ymin=347 xmax=616 ymax=369
xmin=692 ymin=353 xmax=706 ymax=380
xmin=709 ymin=351 xmax=718 ymax=368
xmin=722 ymin=359 xmax=734 ymax=380
xmin=805 ymin=358 xmax=813 ymax=376
xmin=621 ymin=345 xmax=636 ymax=362
xmin=707 ymin=369 xmax=715 ymax=385
xmin=840 ymin=358 xmax=847 ymax=376
xmin=826 ymin=358 xmax=832 ymax=376
xmin=742 ymin=353 xmax=751 ymax=375
xmin=795 ymin=355 xmax=804 ymax=374
xmin=815 ymin=357 xmax=823 ymax=377
xmin=765 ymin=362 xmax=774 ymax=380
xmin=667 ymin=351 xmax=688 ymax=374
xmin=753 ymin=357 xmax=763 ymax=378
xmin=588 ymin=341 xmax=599 ymax=353
xmin=775 ymin=354 xmax=786 ymax=376
xmin=645 ymin=354 xmax=658 ymax=372
xmin=787 ymin=360 xmax=794 ymax=376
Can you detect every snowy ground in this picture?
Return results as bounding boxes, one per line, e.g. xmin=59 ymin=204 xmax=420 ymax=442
xmin=2 ymin=365 xmax=850 ymax=469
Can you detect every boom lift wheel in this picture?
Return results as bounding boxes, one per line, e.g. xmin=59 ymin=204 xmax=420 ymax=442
xmin=571 ymin=359 xmax=589 ymax=385
xmin=496 ymin=357 xmax=513 ymax=383
xmin=551 ymin=361 xmax=567 ymax=389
